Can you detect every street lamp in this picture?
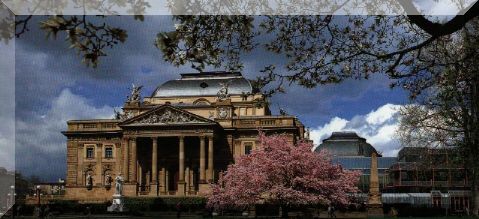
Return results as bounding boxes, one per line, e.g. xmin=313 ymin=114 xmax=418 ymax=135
xmin=9 ymin=185 xmax=15 ymax=207
xmin=33 ymin=185 xmax=42 ymax=218
xmin=6 ymin=193 xmax=11 ymax=208
xmin=36 ymin=185 xmax=41 ymax=206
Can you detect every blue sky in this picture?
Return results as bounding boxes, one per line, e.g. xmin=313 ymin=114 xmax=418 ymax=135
xmin=13 ymin=16 xmax=409 ymax=181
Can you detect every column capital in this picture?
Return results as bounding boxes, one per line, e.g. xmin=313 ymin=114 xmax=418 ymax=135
xmin=151 ymin=136 xmax=158 ymax=142
xmin=179 ymin=136 xmax=185 ymax=141
xmin=199 ymin=135 xmax=206 ymax=140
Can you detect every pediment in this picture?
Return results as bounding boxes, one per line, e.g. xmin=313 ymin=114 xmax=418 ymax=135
xmin=119 ymin=105 xmax=215 ymax=126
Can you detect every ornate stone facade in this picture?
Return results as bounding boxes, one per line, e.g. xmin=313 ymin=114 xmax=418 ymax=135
xmin=63 ymin=72 xmax=307 ymax=201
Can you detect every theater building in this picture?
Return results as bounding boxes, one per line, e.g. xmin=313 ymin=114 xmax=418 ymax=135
xmin=62 ymin=72 xmax=307 ymax=201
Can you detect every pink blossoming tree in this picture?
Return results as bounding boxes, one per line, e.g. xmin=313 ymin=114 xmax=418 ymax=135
xmin=207 ymin=133 xmax=361 ymax=213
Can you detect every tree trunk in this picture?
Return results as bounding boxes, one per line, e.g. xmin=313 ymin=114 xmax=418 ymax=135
xmin=468 ymin=72 xmax=479 ymax=216
xmin=279 ymin=205 xmax=288 ymax=218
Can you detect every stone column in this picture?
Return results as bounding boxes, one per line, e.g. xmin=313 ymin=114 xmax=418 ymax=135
xmin=189 ymin=169 xmax=195 ymax=194
xmin=177 ymin=136 xmax=186 ymax=195
xmin=185 ymin=167 xmax=190 ymax=194
xmin=199 ymin=136 xmax=210 ymax=193
xmin=96 ymin=144 xmax=102 ymax=186
xmin=159 ymin=167 xmax=166 ymax=194
xmin=138 ymin=163 xmax=142 ymax=185
xmin=131 ymin=138 xmax=137 ymax=183
xmin=208 ymin=136 xmax=214 ymax=182
xmin=76 ymin=141 xmax=83 ymax=186
xmin=115 ymin=143 xmax=121 ymax=178
xmin=151 ymin=137 xmax=158 ymax=183
xmin=123 ymin=137 xmax=129 ymax=182
xmin=150 ymin=137 xmax=158 ymax=196
xmin=367 ymin=152 xmax=384 ymax=217
xmin=199 ymin=136 xmax=206 ymax=183
xmin=165 ymin=169 xmax=169 ymax=193
xmin=179 ymin=136 xmax=185 ymax=181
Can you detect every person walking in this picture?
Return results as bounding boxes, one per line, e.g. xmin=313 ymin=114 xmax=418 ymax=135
xmin=328 ymin=204 xmax=336 ymax=218
xmin=333 ymin=205 xmax=337 ymax=218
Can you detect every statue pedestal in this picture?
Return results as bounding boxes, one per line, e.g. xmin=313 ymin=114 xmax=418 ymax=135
xmin=149 ymin=183 xmax=158 ymax=196
xmin=107 ymin=194 xmax=126 ymax=212
xmin=176 ymin=181 xmax=186 ymax=196
xmin=198 ymin=183 xmax=210 ymax=194
xmin=367 ymin=203 xmax=384 ymax=218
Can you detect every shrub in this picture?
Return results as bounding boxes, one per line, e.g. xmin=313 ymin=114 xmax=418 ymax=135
xmin=124 ymin=196 xmax=207 ymax=213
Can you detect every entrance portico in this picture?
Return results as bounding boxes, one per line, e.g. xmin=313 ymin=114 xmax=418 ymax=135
xmin=119 ymin=105 xmax=218 ymax=196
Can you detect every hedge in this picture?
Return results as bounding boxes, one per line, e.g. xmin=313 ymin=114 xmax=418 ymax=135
xmin=20 ymin=200 xmax=111 ymax=216
xmin=124 ymin=196 xmax=207 ymax=214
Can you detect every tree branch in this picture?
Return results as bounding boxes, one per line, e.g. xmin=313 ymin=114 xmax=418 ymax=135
xmin=400 ymin=0 xmax=479 ymax=37
xmin=15 ymin=15 xmax=33 ymax=38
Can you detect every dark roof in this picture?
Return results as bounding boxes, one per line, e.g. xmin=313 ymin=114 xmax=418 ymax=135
xmin=325 ymin=132 xmax=365 ymax=140
xmin=332 ymin=157 xmax=397 ymax=169
xmin=397 ymin=146 xmax=457 ymax=162
xmin=314 ymin=131 xmax=379 ymax=157
xmin=151 ymin=71 xmax=252 ymax=97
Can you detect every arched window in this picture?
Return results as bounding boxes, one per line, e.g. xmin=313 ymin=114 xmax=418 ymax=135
xmin=193 ymin=98 xmax=211 ymax=106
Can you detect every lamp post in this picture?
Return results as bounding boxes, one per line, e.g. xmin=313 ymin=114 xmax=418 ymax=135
xmin=33 ymin=185 xmax=42 ymax=218
xmin=9 ymin=185 xmax=15 ymax=207
xmin=36 ymin=185 xmax=41 ymax=206
xmin=6 ymin=193 xmax=11 ymax=209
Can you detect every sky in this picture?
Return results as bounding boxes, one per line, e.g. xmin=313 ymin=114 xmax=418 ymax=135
xmin=11 ymin=15 xmax=410 ymax=181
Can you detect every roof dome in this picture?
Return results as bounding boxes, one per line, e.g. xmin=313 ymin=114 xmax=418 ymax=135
xmin=152 ymin=72 xmax=253 ymax=97
xmin=314 ymin=132 xmax=379 ymax=157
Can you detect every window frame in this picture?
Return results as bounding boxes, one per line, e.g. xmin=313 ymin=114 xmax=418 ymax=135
xmin=86 ymin=147 xmax=95 ymax=159
xmin=243 ymin=141 xmax=254 ymax=155
xmin=104 ymin=146 xmax=114 ymax=159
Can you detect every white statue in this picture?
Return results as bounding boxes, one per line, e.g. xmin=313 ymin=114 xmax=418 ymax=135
xmin=127 ymin=84 xmax=143 ymax=102
xmin=86 ymin=173 xmax=93 ymax=187
xmin=208 ymin=111 xmax=215 ymax=120
xmin=108 ymin=173 xmax=126 ymax=212
xmin=114 ymin=173 xmax=124 ymax=196
xmin=217 ymin=82 xmax=230 ymax=100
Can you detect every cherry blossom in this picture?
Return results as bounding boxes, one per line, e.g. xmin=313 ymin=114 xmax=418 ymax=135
xmin=207 ymin=132 xmax=361 ymax=211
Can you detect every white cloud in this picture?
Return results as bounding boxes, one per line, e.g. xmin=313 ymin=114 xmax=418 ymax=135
xmin=366 ymin=104 xmax=400 ymax=125
xmin=16 ymin=89 xmax=115 ymax=179
xmin=310 ymin=117 xmax=348 ymax=145
xmin=310 ymin=103 xmax=402 ymax=157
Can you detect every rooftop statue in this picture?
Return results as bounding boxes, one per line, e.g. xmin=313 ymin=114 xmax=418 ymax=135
xmin=127 ymin=84 xmax=143 ymax=102
xmin=217 ymin=81 xmax=230 ymax=100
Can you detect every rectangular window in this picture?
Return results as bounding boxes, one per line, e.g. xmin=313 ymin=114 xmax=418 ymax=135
xmin=244 ymin=142 xmax=253 ymax=155
xmin=105 ymin=147 xmax=113 ymax=158
xmin=86 ymin=148 xmax=94 ymax=159
xmin=83 ymin=124 xmax=97 ymax=129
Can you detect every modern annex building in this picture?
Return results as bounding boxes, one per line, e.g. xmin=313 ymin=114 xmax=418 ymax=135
xmin=316 ymin=132 xmax=471 ymax=214
xmin=314 ymin=132 xmax=397 ymax=192
xmin=62 ymin=72 xmax=307 ymax=201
